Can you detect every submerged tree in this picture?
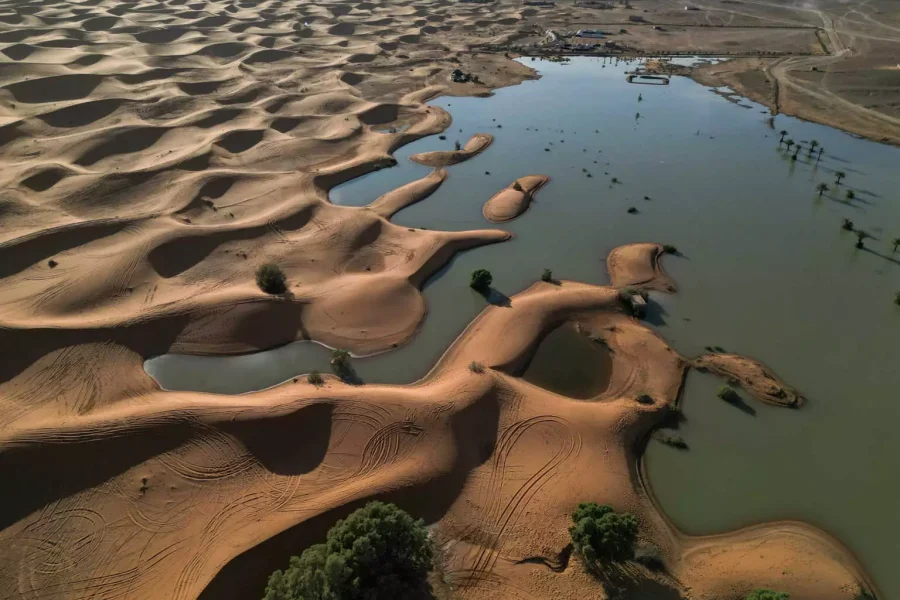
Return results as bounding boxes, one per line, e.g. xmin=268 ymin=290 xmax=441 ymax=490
xmin=892 ymin=237 xmax=900 ymax=253
xmin=845 ymin=189 xmax=855 ymax=201
xmin=835 ymin=170 xmax=846 ymax=185
xmin=470 ymin=269 xmax=493 ymax=292
xmin=841 ymin=218 xmax=854 ymax=231
xmin=808 ymin=139 xmax=819 ymax=155
xmin=855 ymin=230 xmax=867 ymax=249
xmin=791 ymin=143 xmax=802 ymax=160
xmin=816 ymin=183 xmax=828 ymax=196
xmin=784 ymin=139 xmax=795 ymax=152
xmin=778 ymin=130 xmax=788 ymax=144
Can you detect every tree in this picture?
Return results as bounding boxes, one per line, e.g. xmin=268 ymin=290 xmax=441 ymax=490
xmin=744 ymin=590 xmax=790 ymax=600
xmin=569 ymin=502 xmax=638 ymax=566
xmin=835 ymin=170 xmax=846 ymax=185
xmin=778 ymin=130 xmax=788 ymax=144
xmin=784 ymin=139 xmax=794 ymax=151
xmin=263 ymin=501 xmax=433 ymax=600
xmin=855 ymin=230 xmax=867 ymax=249
xmin=512 ymin=181 xmax=524 ymax=192
xmin=791 ymin=143 xmax=802 ymax=160
xmin=470 ymin=269 xmax=493 ymax=292
xmin=256 ymin=264 xmax=287 ymax=294
xmin=454 ymin=140 xmax=461 ymax=151
xmin=892 ymin=237 xmax=900 ymax=253
xmin=841 ymin=218 xmax=854 ymax=231
xmin=808 ymin=139 xmax=819 ymax=154
xmin=845 ymin=190 xmax=855 ymax=201
xmin=816 ymin=183 xmax=828 ymax=196
xmin=541 ymin=268 xmax=554 ymax=282
xmin=330 ymin=349 xmax=351 ymax=379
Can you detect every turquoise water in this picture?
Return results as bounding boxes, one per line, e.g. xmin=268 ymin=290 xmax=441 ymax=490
xmin=146 ymin=57 xmax=900 ymax=596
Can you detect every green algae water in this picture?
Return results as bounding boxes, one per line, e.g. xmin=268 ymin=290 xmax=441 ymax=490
xmin=146 ymin=57 xmax=900 ymax=596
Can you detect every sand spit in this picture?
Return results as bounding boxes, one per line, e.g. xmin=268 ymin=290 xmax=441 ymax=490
xmin=409 ymin=133 xmax=494 ymax=167
xmin=482 ymin=174 xmax=549 ymax=223
xmin=0 ymin=244 xmax=876 ymax=600
xmin=606 ymin=242 xmax=677 ymax=293
xmin=694 ymin=353 xmax=805 ymax=408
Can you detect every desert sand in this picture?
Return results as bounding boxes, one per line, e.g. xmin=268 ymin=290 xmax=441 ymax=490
xmin=0 ymin=0 xmax=883 ymax=598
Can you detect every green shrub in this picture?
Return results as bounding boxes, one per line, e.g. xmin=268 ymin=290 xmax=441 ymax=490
xmin=569 ymin=502 xmax=638 ymax=565
xmin=634 ymin=543 xmax=665 ymax=571
xmin=331 ymin=349 xmax=351 ymax=378
xmin=512 ymin=181 xmax=524 ymax=192
xmin=263 ymin=501 xmax=433 ymax=600
xmin=256 ymin=263 xmax=287 ymax=294
xmin=662 ymin=244 xmax=677 ymax=254
xmin=636 ymin=394 xmax=654 ymax=405
xmin=307 ymin=371 xmax=323 ymax=386
xmin=842 ymin=218 xmax=854 ymax=231
xmin=655 ymin=434 xmax=687 ymax=450
xmin=468 ymin=361 xmax=485 ymax=374
xmin=470 ymin=269 xmax=492 ymax=292
xmin=541 ymin=268 xmax=553 ymax=283
xmin=717 ymin=386 xmax=741 ymax=403
xmin=744 ymin=590 xmax=790 ymax=600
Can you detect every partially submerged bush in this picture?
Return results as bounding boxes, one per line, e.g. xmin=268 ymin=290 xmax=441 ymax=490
xmin=331 ymin=349 xmax=351 ymax=378
xmin=256 ymin=263 xmax=287 ymax=294
xmin=307 ymin=371 xmax=324 ymax=386
xmin=470 ymin=269 xmax=493 ymax=292
xmin=263 ymin=501 xmax=432 ymax=600
xmin=717 ymin=386 xmax=741 ymax=403
xmin=744 ymin=590 xmax=790 ymax=600
xmin=655 ymin=434 xmax=687 ymax=450
xmin=541 ymin=268 xmax=553 ymax=283
xmin=842 ymin=218 xmax=854 ymax=231
xmin=569 ymin=502 xmax=638 ymax=565
xmin=468 ymin=361 xmax=485 ymax=374
xmin=662 ymin=244 xmax=677 ymax=255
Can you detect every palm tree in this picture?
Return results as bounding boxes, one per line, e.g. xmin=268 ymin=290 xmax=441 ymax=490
xmin=841 ymin=218 xmax=854 ymax=231
xmin=892 ymin=237 xmax=900 ymax=253
xmin=779 ymin=130 xmax=788 ymax=144
xmin=792 ymin=143 xmax=802 ymax=160
xmin=855 ymin=230 xmax=867 ymax=249
xmin=808 ymin=140 xmax=819 ymax=155
xmin=845 ymin=190 xmax=855 ymax=201
xmin=785 ymin=139 xmax=795 ymax=151
xmin=816 ymin=183 xmax=829 ymax=196
xmin=835 ymin=170 xmax=846 ymax=185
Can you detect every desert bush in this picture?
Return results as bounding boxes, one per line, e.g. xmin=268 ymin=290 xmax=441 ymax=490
xmin=512 ymin=181 xmax=524 ymax=192
xmin=569 ymin=502 xmax=638 ymax=565
xmin=263 ymin=501 xmax=433 ymax=600
xmin=744 ymin=590 xmax=790 ymax=600
xmin=307 ymin=371 xmax=323 ymax=386
xmin=331 ymin=349 xmax=351 ymax=378
xmin=662 ymin=244 xmax=677 ymax=255
xmin=636 ymin=394 xmax=654 ymax=405
xmin=541 ymin=268 xmax=553 ymax=283
xmin=633 ymin=543 xmax=665 ymax=571
xmin=470 ymin=269 xmax=492 ymax=292
xmin=468 ymin=361 xmax=485 ymax=374
xmin=256 ymin=263 xmax=287 ymax=295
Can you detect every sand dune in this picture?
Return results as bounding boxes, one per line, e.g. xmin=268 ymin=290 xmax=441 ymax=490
xmin=0 ymin=0 xmax=878 ymax=599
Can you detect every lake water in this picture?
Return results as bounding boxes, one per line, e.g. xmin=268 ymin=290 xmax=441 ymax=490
xmin=145 ymin=57 xmax=900 ymax=596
